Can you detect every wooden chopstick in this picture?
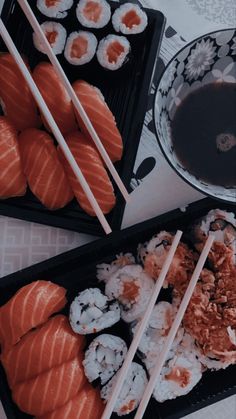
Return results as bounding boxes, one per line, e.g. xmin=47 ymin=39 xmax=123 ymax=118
xmin=0 ymin=18 xmax=112 ymax=235
xmin=101 ymin=230 xmax=183 ymax=419
xmin=17 ymin=0 xmax=130 ymax=203
xmin=134 ymin=234 xmax=215 ymax=419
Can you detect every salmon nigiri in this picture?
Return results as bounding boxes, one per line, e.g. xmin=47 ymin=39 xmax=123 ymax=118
xmin=58 ymin=131 xmax=116 ymax=216
xmin=1 ymin=315 xmax=85 ymax=388
xmin=0 ymin=116 xmax=26 ymax=198
xmin=73 ymin=80 xmax=123 ymax=162
xmin=33 ymin=62 xmax=77 ymax=135
xmin=0 ymin=53 xmax=41 ymax=131
xmin=36 ymin=385 xmax=104 ymax=419
xmin=18 ymin=128 xmax=74 ymax=210
xmin=0 ymin=280 xmax=67 ymax=351
xmin=13 ymin=355 xmax=86 ymax=416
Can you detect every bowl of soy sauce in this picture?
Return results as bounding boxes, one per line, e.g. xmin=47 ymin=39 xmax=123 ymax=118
xmin=153 ymin=28 xmax=236 ymax=203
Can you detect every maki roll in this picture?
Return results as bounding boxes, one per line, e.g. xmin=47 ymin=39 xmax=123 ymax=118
xmin=101 ymin=362 xmax=148 ymax=416
xmin=105 ymin=264 xmax=154 ymax=323
xmin=64 ymin=31 xmax=97 ymax=65
xmin=193 ymin=209 xmax=236 ymax=252
xmin=112 ymin=3 xmax=148 ymax=35
xmin=96 ymin=35 xmax=130 ymax=71
xmin=33 ymin=22 xmax=67 ymax=55
xmin=69 ymin=288 xmax=120 ymax=334
xmin=97 ymin=252 xmax=135 ymax=283
xmin=36 ymin=0 xmax=73 ymax=19
xmin=83 ymin=334 xmax=127 ymax=385
xmin=76 ymin=0 xmax=111 ymax=29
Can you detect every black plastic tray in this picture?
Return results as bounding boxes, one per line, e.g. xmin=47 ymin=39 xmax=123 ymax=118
xmin=0 ymin=0 xmax=165 ymax=236
xmin=0 ymin=197 xmax=236 ymax=419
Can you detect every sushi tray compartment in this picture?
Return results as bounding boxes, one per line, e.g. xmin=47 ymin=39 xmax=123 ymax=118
xmin=0 ymin=0 xmax=166 ymax=236
xmin=0 ymin=197 xmax=236 ymax=419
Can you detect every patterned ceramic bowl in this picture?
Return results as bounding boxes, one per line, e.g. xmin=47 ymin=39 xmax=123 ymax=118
xmin=154 ymin=29 xmax=236 ymax=203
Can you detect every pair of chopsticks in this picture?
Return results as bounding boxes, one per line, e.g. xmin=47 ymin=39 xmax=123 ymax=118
xmin=102 ymin=232 xmax=215 ymax=419
xmin=0 ymin=0 xmax=130 ymax=235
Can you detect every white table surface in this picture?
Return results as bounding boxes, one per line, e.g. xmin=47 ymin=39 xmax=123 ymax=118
xmin=0 ymin=1 xmax=235 ymax=418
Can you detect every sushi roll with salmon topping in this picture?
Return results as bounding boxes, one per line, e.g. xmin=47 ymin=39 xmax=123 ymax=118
xmin=33 ymin=22 xmax=67 ymax=55
xmin=37 ymin=0 xmax=73 ymax=19
xmin=73 ymin=80 xmax=123 ymax=162
xmin=96 ymin=34 xmax=130 ymax=71
xmin=64 ymin=31 xmax=97 ymax=65
xmin=58 ymin=131 xmax=116 ymax=215
xmin=105 ymin=264 xmax=154 ymax=323
xmin=33 ymin=62 xmax=77 ymax=135
xmin=112 ymin=3 xmax=148 ymax=35
xmin=69 ymin=288 xmax=120 ymax=334
xmin=0 ymin=117 xmax=27 ymax=199
xmin=83 ymin=334 xmax=128 ymax=385
xmin=101 ymin=362 xmax=148 ymax=416
xmin=76 ymin=0 xmax=111 ymax=29
xmin=0 ymin=53 xmax=41 ymax=131
xmin=19 ymin=129 xmax=74 ymax=210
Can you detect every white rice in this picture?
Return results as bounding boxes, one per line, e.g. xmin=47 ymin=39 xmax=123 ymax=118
xmin=112 ymin=3 xmax=148 ymax=35
xmin=33 ymin=22 xmax=67 ymax=55
xmin=96 ymin=34 xmax=130 ymax=71
xmin=101 ymin=362 xmax=148 ymax=416
xmin=83 ymin=334 xmax=127 ymax=385
xmin=69 ymin=288 xmax=120 ymax=334
xmin=76 ymin=0 xmax=111 ymax=29
xmin=64 ymin=31 xmax=97 ymax=65
xmin=37 ymin=0 xmax=73 ymax=19
xmin=105 ymin=264 xmax=154 ymax=323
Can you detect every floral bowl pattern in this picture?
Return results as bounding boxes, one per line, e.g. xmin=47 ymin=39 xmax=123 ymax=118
xmin=154 ymin=29 xmax=236 ymax=203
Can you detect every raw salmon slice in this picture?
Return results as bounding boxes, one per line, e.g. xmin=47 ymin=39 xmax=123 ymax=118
xmin=0 ymin=281 xmax=66 ymax=351
xmin=13 ymin=355 xmax=86 ymax=416
xmin=0 ymin=116 xmax=27 ymax=198
xmin=0 ymin=53 xmax=41 ymax=131
xmin=73 ymin=80 xmax=123 ymax=162
xmin=33 ymin=62 xmax=77 ymax=135
xmin=1 ymin=315 xmax=85 ymax=388
xmin=58 ymin=131 xmax=116 ymax=216
xmin=18 ymin=128 xmax=74 ymax=210
xmin=122 ymin=10 xmax=141 ymax=28
xmin=35 ymin=384 xmax=96 ymax=419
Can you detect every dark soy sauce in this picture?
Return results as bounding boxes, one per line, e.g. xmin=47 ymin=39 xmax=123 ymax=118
xmin=171 ymin=82 xmax=236 ymax=187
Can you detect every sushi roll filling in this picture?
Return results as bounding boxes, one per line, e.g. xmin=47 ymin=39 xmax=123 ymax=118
xmin=122 ymin=10 xmax=141 ymax=29
xmin=45 ymin=30 xmax=58 ymax=45
xmin=71 ymin=36 xmax=88 ymax=58
xmin=120 ymin=278 xmax=140 ymax=304
xmin=107 ymin=41 xmax=125 ymax=64
xmin=46 ymin=0 xmax=59 ymax=6
xmin=165 ymin=366 xmax=191 ymax=388
xmin=83 ymin=1 xmax=103 ymax=22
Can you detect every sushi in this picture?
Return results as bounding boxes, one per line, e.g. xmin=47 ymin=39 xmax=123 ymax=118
xmin=58 ymin=131 xmax=116 ymax=216
xmin=69 ymin=288 xmax=120 ymax=334
xmin=64 ymin=31 xmax=97 ymax=65
xmin=0 ymin=116 xmax=27 ymax=199
xmin=73 ymin=80 xmax=123 ymax=162
xmin=0 ymin=53 xmax=40 ymax=131
xmin=12 ymin=355 xmax=86 ymax=416
xmin=33 ymin=22 xmax=67 ymax=55
xmin=36 ymin=0 xmax=73 ymax=19
xmin=83 ymin=334 xmax=128 ymax=385
xmin=101 ymin=362 xmax=148 ymax=416
xmin=105 ymin=264 xmax=154 ymax=323
xmin=18 ymin=129 xmax=74 ymax=210
xmin=0 ymin=280 xmax=67 ymax=350
xmin=1 ymin=315 xmax=85 ymax=388
xmin=96 ymin=34 xmax=130 ymax=71
xmin=76 ymin=0 xmax=111 ymax=29
xmin=97 ymin=252 xmax=135 ymax=283
xmin=112 ymin=3 xmax=148 ymax=35
xmin=36 ymin=385 xmax=104 ymax=419
xmin=33 ymin=62 xmax=77 ymax=135
xmin=138 ymin=231 xmax=195 ymax=293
